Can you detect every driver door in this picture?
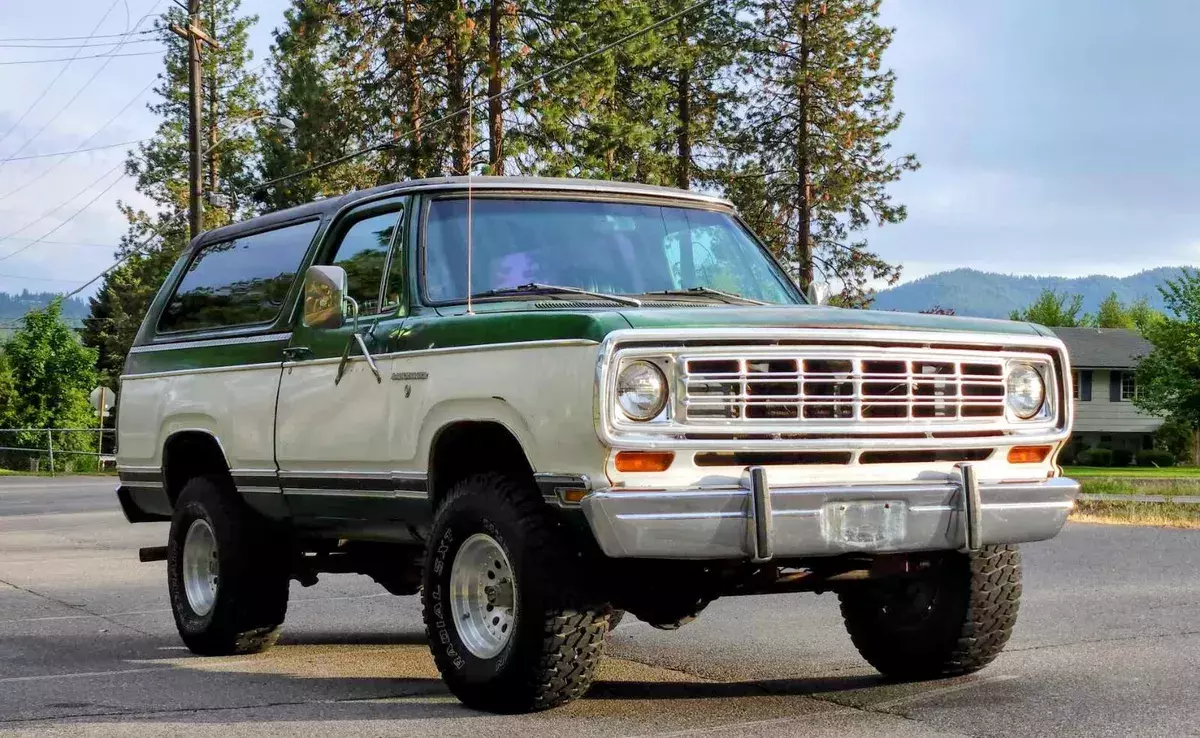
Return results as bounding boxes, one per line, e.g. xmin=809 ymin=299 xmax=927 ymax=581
xmin=276 ymin=198 xmax=408 ymax=521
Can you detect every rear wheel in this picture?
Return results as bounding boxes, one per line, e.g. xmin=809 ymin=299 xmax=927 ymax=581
xmin=167 ymin=476 xmax=290 ymax=656
xmin=838 ymin=545 xmax=1021 ymax=679
xmin=422 ymin=472 xmax=611 ymax=713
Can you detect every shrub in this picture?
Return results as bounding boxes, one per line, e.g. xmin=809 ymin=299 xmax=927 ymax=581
xmin=1154 ymin=418 xmax=1195 ymax=464
xmin=1077 ymin=447 xmax=1113 ymax=467
xmin=1136 ymin=449 xmax=1177 ymax=468
xmin=1111 ymin=448 xmax=1134 ymax=467
xmin=1057 ymin=444 xmax=1078 ymax=466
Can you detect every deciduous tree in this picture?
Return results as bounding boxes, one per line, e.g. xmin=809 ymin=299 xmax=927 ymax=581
xmin=1134 ymin=269 xmax=1200 ymax=463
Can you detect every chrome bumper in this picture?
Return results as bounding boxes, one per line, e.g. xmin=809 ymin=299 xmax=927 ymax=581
xmin=580 ymin=468 xmax=1079 ymax=560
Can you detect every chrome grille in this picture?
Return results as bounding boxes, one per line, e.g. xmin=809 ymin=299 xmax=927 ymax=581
xmin=682 ymin=352 xmax=1007 ymax=425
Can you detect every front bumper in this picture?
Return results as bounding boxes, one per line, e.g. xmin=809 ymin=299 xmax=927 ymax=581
xmin=580 ymin=468 xmax=1079 ymax=560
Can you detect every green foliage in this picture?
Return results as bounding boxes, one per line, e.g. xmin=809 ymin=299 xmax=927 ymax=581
xmin=1092 ymin=292 xmax=1135 ymax=329
xmin=84 ymin=0 xmax=261 ymax=385
xmin=1077 ymin=447 xmax=1113 ymax=467
xmin=2 ymin=302 xmax=98 ymax=452
xmin=1154 ymin=417 xmax=1195 ymax=464
xmin=1134 ymin=268 xmax=1200 ymax=462
xmin=1110 ymin=448 xmax=1134 ymax=467
xmin=724 ymin=0 xmax=918 ymax=306
xmin=1136 ymin=449 xmax=1177 ymax=468
xmin=1009 ymin=288 xmax=1085 ymax=327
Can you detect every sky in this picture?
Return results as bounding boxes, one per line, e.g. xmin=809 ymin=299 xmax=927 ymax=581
xmin=0 ymin=0 xmax=1196 ymax=298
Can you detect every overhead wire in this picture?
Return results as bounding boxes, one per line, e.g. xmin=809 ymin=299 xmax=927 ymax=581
xmin=0 ymin=76 xmax=157 ymax=202
xmin=0 ymin=138 xmax=149 ymax=163
xmin=0 ymin=0 xmax=126 ymax=153
xmin=1 ymin=0 xmax=717 ymax=325
xmin=253 ymin=0 xmax=716 ymax=191
xmin=0 ymin=50 xmax=162 ymax=65
xmin=0 ymin=1 xmax=163 ymax=178
xmin=0 ymin=168 xmax=129 ymax=263
xmin=0 ymin=29 xmax=156 ymax=43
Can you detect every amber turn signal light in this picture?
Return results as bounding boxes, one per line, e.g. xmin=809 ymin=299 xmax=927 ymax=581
xmin=1007 ymin=445 xmax=1052 ymax=464
xmin=614 ymin=451 xmax=675 ymax=472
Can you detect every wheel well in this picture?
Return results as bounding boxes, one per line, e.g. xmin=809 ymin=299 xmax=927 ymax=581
xmin=429 ymin=421 xmax=534 ymax=510
xmin=163 ymin=431 xmax=231 ymax=507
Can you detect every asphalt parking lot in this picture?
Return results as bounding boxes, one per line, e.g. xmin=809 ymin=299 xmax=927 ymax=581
xmin=1 ymin=477 xmax=1198 ymax=737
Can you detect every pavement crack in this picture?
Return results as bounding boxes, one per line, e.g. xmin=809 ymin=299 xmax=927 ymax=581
xmin=1007 ymin=627 xmax=1200 ymax=654
xmin=0 ymin=575 xmax=154 ymax=637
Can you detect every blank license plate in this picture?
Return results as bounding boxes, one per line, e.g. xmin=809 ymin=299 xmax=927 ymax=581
xmin=822 ymin=501 xmax=907 ymax=549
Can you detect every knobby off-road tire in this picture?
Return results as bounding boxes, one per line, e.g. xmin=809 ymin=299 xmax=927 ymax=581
xmin=838 ymin=545 xmax=1021 ymax=680
xmin=167 ymin=476 xmax=290 ymax=656
xmin=422 ymin=472 xmax=611 ymax=713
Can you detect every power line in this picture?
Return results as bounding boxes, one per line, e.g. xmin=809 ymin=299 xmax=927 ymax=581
xmin=0 ymin=272 xmax=87 ymax=284
xmin=0 ymin=218 xmax=179 ymax=328
xmin=0 ymin=2 xmax=164 ymax=178
xmin=0 ymin=138 xmax=148 ymax=163
xmin=0 ymin=0 xmax=125 ymax=153
xmin=0 ymin=159 xmax=127 ymax=244
xmin=0 ymin=29 xmax=156 ymax=43
xmin=0 ymin=77 xmax=157 ymax=202
xmin=0 ymin=38 xmax=161 ymax=50
xmin=254 ymin=0 xmax=716 ymax=191
xmin=0 ymin=50 xmax=163 ymax=65
xmin=0 ymin=170 xmax=129 ymax=263
xmin=0 ymin=237 xmax=120 ymax=248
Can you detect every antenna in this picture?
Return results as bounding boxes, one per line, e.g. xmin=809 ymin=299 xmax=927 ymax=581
xmin=465 ymin=92 xmax=475 ymax=316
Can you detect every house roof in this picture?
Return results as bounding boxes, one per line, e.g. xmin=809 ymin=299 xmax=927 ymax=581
xmin=1050 ymin=327 xmax=1153 ymax=369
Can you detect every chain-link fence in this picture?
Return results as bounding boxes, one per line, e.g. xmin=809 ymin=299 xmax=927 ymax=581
xmin=0 ymin=428 xmax=116 ymax=475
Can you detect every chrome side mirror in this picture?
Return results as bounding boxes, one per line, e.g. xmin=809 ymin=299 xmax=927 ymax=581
xmin=805 ymin=281 xmax=830 ymax=306
xmin=303 ymin=265 xmax=348 ymax=329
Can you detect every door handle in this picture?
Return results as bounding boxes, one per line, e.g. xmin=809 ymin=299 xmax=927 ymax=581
xmin=282 ymin=346 xmax=312 ymax=361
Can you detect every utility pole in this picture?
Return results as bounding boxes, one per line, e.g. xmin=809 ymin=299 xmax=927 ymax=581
xmin=170 ymin=2 xmax=219 ymax=241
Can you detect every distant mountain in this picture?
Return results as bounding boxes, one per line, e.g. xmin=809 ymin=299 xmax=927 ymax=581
xmin=0 ymin=291 xmax=89 ymax=327
xmin=872 ymin=267 xmax=1186 ymax=319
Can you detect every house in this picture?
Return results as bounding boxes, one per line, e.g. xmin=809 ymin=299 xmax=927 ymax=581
xmin=1051 ymin=327 xmax=1162 ymax=452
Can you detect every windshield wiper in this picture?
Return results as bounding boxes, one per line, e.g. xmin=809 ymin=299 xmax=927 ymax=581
xmin=469 ymin=282 xmax=643 ymax=307
xmin=640 ymin=287 xmax=768 ymax=306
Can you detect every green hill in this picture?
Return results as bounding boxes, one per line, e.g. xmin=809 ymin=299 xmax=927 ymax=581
xmin=872 ymin=267 xmax=1186 ymax=318
xmin=0 ymin=291 xmax=89 ymax=328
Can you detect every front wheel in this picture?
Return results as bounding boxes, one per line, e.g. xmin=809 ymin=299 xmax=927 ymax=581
xmin=838 ymin=545 xmax=1021 ymax=680
xmin=422 ymin=473 xmax=611 ymax=713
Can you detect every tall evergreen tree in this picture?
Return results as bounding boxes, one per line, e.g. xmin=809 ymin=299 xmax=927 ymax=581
xmin=723 ymin=0 xmax=917 ymax=305
xmin=83 ymin=0 xmax=264 ymax=388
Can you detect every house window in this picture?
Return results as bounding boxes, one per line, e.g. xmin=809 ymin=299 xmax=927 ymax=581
xmin=1072 ymin=370 xmax=1080 ymax=400
xmin=1120 ymin=371 xmax=1137 ymax=401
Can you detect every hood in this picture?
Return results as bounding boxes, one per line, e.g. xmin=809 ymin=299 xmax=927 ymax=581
xmin=615 ymin=304 xmax=1047 ymax=338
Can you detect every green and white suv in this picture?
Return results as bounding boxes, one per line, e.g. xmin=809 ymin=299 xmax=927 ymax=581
xmin=116 ymin=176 xmax=1078 ymax=712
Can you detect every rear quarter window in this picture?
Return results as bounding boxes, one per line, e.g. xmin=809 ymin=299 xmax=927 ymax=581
xmin=158 ymin=219 xmax=320 ymax=333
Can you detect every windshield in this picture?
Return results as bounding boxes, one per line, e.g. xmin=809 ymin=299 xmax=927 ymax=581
xmin=422 ymin=197 xmax=801 ymax=305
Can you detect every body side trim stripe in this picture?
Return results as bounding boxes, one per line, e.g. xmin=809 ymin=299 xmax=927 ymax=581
xmin=131 ymin=332 xmax=293 ymax=354
xmin=121 ymin=361 xmax=283 ymax=381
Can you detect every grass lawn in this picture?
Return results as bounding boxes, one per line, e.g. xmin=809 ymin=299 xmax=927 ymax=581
xmin=1073 ymin=498 xmax=1200 ymax=529
xmin=1064 ymin=465 xmax=1200 ymax=478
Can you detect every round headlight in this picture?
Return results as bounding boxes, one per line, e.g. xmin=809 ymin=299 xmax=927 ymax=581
xmin=617 ymin=361 xmax=668 ymax=421
xmin=1006 ymin=363 xmax=1046 ymax=419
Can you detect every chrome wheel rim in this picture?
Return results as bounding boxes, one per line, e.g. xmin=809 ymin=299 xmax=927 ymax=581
xmin=182 ymin=518 xmax=219 ymax=617
xmin=449 ymin=533 xmax=516 ymax=659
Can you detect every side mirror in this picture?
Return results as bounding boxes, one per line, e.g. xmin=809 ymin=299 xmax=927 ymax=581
xmin=805 ymin=281 xmax=829 ymax=306
xmin=303 ymin=265 xmax=349 ymax=329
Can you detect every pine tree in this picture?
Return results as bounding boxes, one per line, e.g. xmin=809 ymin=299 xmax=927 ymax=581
xmin=83 ymin=0 xmax=264 ymax=385
xmin=723 ymin=0 xmax=918 ymax=305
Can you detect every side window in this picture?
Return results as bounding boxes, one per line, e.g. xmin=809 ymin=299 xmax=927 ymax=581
xmin=382 ymin=208 xmax=406 ymax=310
xmin=158 ymin=220 xmax=319 ymax=333
xmin=328 ymin=211 xmax=400 ymax=316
